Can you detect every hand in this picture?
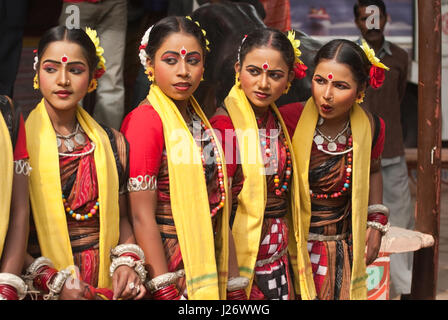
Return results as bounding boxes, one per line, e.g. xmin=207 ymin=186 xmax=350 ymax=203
xmin=365 ymin=227 xmax=382 ymax=266
xmin=112 ymin=265 xmax=147 ymax=300
xmin=59 ymin=278 xmax=90 ymax=300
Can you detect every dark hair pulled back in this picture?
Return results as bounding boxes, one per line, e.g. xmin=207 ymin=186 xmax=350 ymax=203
xmin=238 ymin=27 xmax=295 ymax=72
xmin=145 ymin=16 xmax=208 ymax=61
xmin=36 ymin=26 xmax=99 ymax=78
xmin=313 ymin=39 xmax=372 ymax=90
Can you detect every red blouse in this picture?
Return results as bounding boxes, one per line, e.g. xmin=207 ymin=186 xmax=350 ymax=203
xmin=13 ymin=114 xmax=28 ymax=161
xmin=120 ymin=104 xmax=164 ymax=178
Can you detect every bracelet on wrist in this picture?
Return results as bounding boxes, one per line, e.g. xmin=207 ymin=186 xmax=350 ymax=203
xmin=0 ymin=273 xmax=27 ymax=300
xmin=368 ymin=204 xmax=390 ymax=218
xmin=227 ymin=276 xmax=249 ymax=292
xmin=367 ymin=221 xmax=390 ymax=235
xmin=145 ymin=269 xmax=185 ymax=294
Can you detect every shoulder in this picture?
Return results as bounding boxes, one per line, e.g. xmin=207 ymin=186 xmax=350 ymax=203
xmin=121 ymin=103 xmax=163 ymax=139
xmin=278 ymin=102 xmax=305 ymax=136
xmin=389 ymin=42 xmax=408 ymax=61
xmin=210 ymin=107 xmax=235 ymax=131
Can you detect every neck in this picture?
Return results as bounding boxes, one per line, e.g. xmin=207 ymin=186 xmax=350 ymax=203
xmin=173 ymin=98 xmax=190 ymax=123
xmin=44 ymin=99 xmax=78 ymax=136
xmin=319 ymin=113 xmax=350 ymax=135
xmin=252 ymin=105 xmax=270 ymax=120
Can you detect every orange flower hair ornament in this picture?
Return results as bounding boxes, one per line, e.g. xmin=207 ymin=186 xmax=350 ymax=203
xmin=85 ymin=27 xmax=106 ymax=93
xmin=361 ymin=39 xmax=389 ymax=89
xmin=286 ymin=30 xmax=307 ymax=80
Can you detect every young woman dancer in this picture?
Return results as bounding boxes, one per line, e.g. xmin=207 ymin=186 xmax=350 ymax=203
xmin=209 ymin=28 xmax=314 ymax=300
xmin=0 ymin=96 xmax=30 ymax=300
xmin=23 ymin=26 xmax=147 ymax=300
xmin=121 ymin=16 xmax=244 ymax=300
xmin=292 ymin=39 xmax=389 ymax=300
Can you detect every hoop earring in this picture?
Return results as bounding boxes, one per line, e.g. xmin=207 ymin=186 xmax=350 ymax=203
xmin=283 ymin=82 xmax=291 ymax=94
xmin=355 ymin=91 xmax=365 ymax=104
xmin=146 ymin=66 xmax=155 ymax=82
xmin=33 ymin=74 xmax=39 ymax=90
xmin=235 ymin=72 xmax=241 ymax=88
xmin=87 ymin=79 xmax=98 ymax=93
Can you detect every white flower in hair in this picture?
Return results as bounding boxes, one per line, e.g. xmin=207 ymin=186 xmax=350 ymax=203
xmin=33 ymin=50 xmax=39 ymax=71
xmin=139 ymin=25 xmax=153 ymax=68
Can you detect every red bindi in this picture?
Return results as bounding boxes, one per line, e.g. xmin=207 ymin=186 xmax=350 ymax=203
xmin=61 ymin=55 xmax=68 ymax=64
xmin=262 ymin=61 xmax=269 ymax=72
xmin=327 ymin=73 xmax=334 ymax=80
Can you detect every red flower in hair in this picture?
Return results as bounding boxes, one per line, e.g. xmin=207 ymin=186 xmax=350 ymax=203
xmin=293 ymin=62 xmax=307 ymax=80
xmin=94 ymin=68 xmax=105 ymax=79
xmin=369 ymin=66 xmax=386 ymax=89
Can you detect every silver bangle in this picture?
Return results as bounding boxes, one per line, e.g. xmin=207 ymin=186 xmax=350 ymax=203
xmin=367 ymin=221 xmax=390 ymax=235
xmin=110 ymin=244 xmax=145 ymax=261
xmin=14 ymin=159 xmax=32 ymax=176
xmin=25 ymin=257 xmax=54 ymax=276
xmin=109 ymin=256 xmax=147 ymax=283
xmin=127 ymin=175 xmax=157 ymax=192
xmin=227 ymin=276 xmax=249 ymax=292
xmin=145 ymin=269 xmax=185 ymax=293
xmin=0 ymin=273 xmax=27 ymax=300
xmin=44 ymin=268 xmax=72 ymax=300
xmin=368 ymin=204 xmax=390 ymax=218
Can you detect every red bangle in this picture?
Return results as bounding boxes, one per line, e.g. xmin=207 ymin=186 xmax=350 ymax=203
xmin=152 ymin=284 xmax=180 ymax=300
xmin=368 ymin=212 xmax=388 ymax=225
xmin=227 ymin=289 xmax=247 ymax=300
xmin=0 ymin=284 xmax=19 ymax=300
xmin=120 ymin=252 xmax=141 ymax=261
xmin=34 ymin=266 xmax=58 ymax=293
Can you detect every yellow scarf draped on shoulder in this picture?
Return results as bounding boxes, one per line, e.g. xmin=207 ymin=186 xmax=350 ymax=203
xmin=147 ymin=84 xmax=229 ymax=300
xmin=292 ymin=97 xmax=372 ymax=300
xmin=224 ymin=85 xmax=316 ymax=299
xmin=25 ymin=98 xmax=120 ymax=289
xmin=0 ymin=112 xmax=14 ymax=257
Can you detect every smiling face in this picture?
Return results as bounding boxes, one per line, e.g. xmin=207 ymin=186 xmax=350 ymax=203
xmin=38 ymin=40 xmax=91 ymax=113
xmin=236 ymin=46 xmax=293 ymax=109
xmin=311 ymin=59 xmax=360 ymax=123
xmin=148 ymin=32 xmax=204 ymax=104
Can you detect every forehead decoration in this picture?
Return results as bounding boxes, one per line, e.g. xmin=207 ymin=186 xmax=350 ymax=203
xmin=327 ymin=72 xmax=334 ymax=81
xmin=262 ymin=61 xmax=269 ymax=72
xmin=61 ymin=54 xmax=69 ymax=65
xmin=180 ymin=46 xmax=187 ymax=60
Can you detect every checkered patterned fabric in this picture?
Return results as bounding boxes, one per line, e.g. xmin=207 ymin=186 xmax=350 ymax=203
xmin=253 ymin=218 xmax=291 ymax=300
xmin=307 ymin=240 xmax=328 ymax=294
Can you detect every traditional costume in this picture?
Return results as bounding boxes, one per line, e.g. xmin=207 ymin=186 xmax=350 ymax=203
xmin=0 ymin=95 xmax=29 ymax=300
xmin=121 ymin=84 xmax=230 ymax=300
xmin=210 ymin=83 xmax=316 ymax=300
xmin=292 ymin=97 xmax=385 ymax=300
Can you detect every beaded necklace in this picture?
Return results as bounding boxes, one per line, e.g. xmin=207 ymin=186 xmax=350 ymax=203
xmin=63 ymin=194 xmax=99 ymax=221
xmin=188 ymin=107 xmax=226 ymax=216
xmin=310 ymin=135 xmax=353 ymax=199
xmin=258 ymin=109 xmax=292 ymax=196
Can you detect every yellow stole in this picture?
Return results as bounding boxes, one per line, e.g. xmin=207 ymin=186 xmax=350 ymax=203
xmin=223 ymin=85 xmax=316 ymax=299
xmin=0 ymin=112 xmax=14 ymax=257
xmin=147 ymin=84 xmax=229 ymax=300
xmin=292 ymin=97 xmax=372 ymax=300
xmin=25 ymin=99 xmax=120 ymax=289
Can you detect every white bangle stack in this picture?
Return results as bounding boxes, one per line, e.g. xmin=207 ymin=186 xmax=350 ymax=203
xmin=22 ymin=256 xmax=55 ymax=293
xmin=109 ymin=244 xmax=147 ymax=283
xmin=227 ymin=276 xmax=249 ymax=292
xmin=145 ymin=269 xmax=185 ymax=293
xmin=43 ymin=268 xmax=72 ymax=300
xmin=367 ymin=221 xmax=390 ymax=235
xmin=0 ymin=273 xmax=27 ymax=300
xmin=367 ymin=204 xmax=390 ymax=218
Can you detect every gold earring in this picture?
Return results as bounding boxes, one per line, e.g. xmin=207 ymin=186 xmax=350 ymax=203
xmin=283 ymin=82 xmax=291 ymax=94
xmin=235 ymin=72 xmax=241 ymax=88
xmin=33 ymin=74 xmax=39 ymax=90
xmin=87 ymin=79 xmax=98 ymax=93
xmin=355 ymin=91 xmax=365 ymax=104
xmin=146 ymin=66 xmax=155 ymax=82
